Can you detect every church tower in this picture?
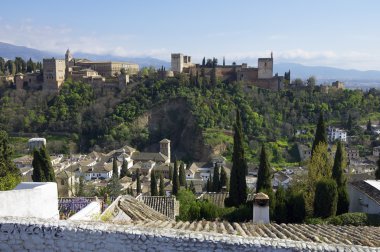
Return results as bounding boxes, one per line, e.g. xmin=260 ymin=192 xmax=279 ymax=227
xmin=159 ymin=139 xmax=171 ymax=163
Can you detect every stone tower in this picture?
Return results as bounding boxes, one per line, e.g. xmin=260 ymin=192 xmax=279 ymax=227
xmin=258 ymin=53 xmax=274 ymax=79
xmin=65 ymin=49 xmax=73 ymax=64
xmin=159 ymin=139 xmax=171 ymax=163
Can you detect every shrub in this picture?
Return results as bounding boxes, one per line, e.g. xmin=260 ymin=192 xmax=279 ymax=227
xmin=286 ymin=189 xmax=306 ymax=223
xmin=327 ymin=212 xmax=367 ymax=226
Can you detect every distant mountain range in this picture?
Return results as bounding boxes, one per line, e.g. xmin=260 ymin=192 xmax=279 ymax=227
xmin=0 ymin=42 xmax=169 ymax=68
xmin=1 ymin=41 xmax=380 ymax=86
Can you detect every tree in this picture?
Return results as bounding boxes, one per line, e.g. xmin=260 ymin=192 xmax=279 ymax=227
xmin=39 ymin=146 xmax=56 ymax=182
xmin=206 ymin=177 xmax=212 ymax=192
xmin=366 ymin=119 xmax=372 ymax=133
xmin=189 ymin=181 xmax=196 ymax=194
xmin=120 ymin=158 xmax=129 ymax=178
xmin=226 ymin=109 xmax=248 ymax=207
xmin=274 ymin=186 xmax=287 ymax=223
xmin=256 ymin=144 xmax=272 ymax=193
xmin=26 ymin=58 xmax=36 ymax=73
xmin=346 ymin=114 xmax=353 ymax=132
xmin=179 ymin=162 xmax=186 ymax=187
xmin=107 ymin=175 xmax=122 ymax=197
xmin=376 ymin=158 xmax=380 ymax=180
xmin=0 ymin=131 xmax=21 ymax=190
xmin=307 ymin=76 xmax=316 ymax=92
xmin=220 ymin=166 xmax=228 ymax=190
xmin=150 ymin=170 xmax=158 ymax=196
xmin=212 ymin=164 xmax=220 ymax=192
xmin=112 ymin=158 xmax=118 ymax=178
xmin=286 ymin=189 xmax=306 ymax=223
xmin=332 ymin=141 xmax=346 ymax=187
xmin=32 ymin=149 xmax=44 ymax=182
xmin=77 ymin=176 xmax=85 ymax=196
xmin=332 ymin=141 xmax=349 ymax=215
xmin=159 ymin=173 xmax=165 ymax=196
xmin=136 ymin=169 xmax=141 ymax=195
xmin=314 ymin=178 xmax=338 ymax=218
xmin=169 ymin=165 xmax=173 ymax=181
xmin=311 ymin=112 xmax=327 ymax=156
xmin=172 ymin=161 xmax=180 ymax=196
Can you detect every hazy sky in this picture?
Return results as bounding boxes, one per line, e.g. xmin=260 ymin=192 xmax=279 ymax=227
xmin=1 ymin=0 xmax=380 ymax=70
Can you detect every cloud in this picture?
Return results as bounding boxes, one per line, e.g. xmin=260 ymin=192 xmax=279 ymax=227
xmin=0 ymin=18 xmax=170 ymax=59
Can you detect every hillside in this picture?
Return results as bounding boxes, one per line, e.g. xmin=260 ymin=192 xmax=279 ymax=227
xmin=1 ymin=73 xmax=380 ymax=164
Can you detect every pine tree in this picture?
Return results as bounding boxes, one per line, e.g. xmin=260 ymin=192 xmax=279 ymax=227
xmin=220 ymin=166 xmax=228 ymax=190
xmin=136 ymin=169 xmax=141 ymax=195
xmin=150 ymin=170 xmax=158 ymax=196
xmin=312 ymin=112 xmax=327 ymax=156
xmin=159 ymin=173 xmax=165 ymax=196
xmin=112 ymin=158 xmax=118 ymax=178
xmin=212 ymin=164 xmax=220 ymax=192
xmin=226 ymin=109 xmax=248 ymax=207
xmin=179 ymin=162 xmax=186 ymax=187
xmin=332 ymin=141 xmax=349 ymax=215
xmin=172 ymin=161 xmax=180 ymax=196
xmin=32 ymin=148 xmax=44 ymax=182
xmin=256 ymin=144 xmax=272 ymax=193
xmin=120 ymin=158 xmax=128 ymax=178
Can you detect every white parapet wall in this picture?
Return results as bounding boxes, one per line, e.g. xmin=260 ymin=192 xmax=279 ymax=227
xmin=0 ymin=182 xmax=59 ymax=219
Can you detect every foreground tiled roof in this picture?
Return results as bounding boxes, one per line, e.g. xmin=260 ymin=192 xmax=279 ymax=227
xmin=138 ymin=196 xmax=178 ymax=219
xmin=115 ymin=195 xmax=169 ymax=222
xmin=198 ymin=193 xmax=255 ymax=207
xmin=126 ymin=220 xmax=380 ymax=247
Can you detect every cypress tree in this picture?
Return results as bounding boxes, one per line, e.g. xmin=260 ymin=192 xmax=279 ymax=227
xmin=346 ymin=114 xmax=353 ymax=132
xmin=136 ymin=169 xmax=141 ymax=194
xmin=311 ymin=112 xmax=327 ymax=156
xmin=112 ymin=157 xmax=118 ymax=178
xmin=212 ymin=164 xmax=220 ymax=192
xmin=32 ymin=149 xmax=44 ymax=182
xmin=150 ymin=170 xmax=158 ymax=196
xmin=256 ymin=144 xmax=272 ymax=193
xmin=189 ymin=181 xmax=196 ymax=194
xmin=332 ymin=141 xmax=349 ymax=215
xmin=274 ymin=186 xmax=287 ymax=223
xmin=376 ymin=158 xmax=380 ymax=180
xmin=120 ymin=158 xmax=128 ymax=178
xmin=226 ymin=109 xmax=248 ymax=207
xmin=159 ymin=173 xmax=165 ymax=196
xmin=220 ymin=166 xmax=228 ymax=190
xmin=39 ymin=146 xmax=55 ymax=182
xmin=77 ymin=176 xmax=85 ymax=196
xmin=367 ymin=119 xmax=372 ymax=132
xmin=179 ymin=162 xmax=186 ymax=187
xmin=169 ymin=165 xmax=173 ymax=181
xmin=206 ymin=177 xmax=212 ymax=192
xmin=172 ymin=161 xmax=180 ymax=196
xmin=314 ymin=178 xmax=338 ymax=218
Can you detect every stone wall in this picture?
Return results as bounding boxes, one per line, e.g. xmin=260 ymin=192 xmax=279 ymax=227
xmin=0 ymin=217 xmax=377 ymax=252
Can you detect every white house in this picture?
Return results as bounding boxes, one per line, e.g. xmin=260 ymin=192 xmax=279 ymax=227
xmin=349 ymin=180 xmax=380 ymax=214
xmin=327 ymin=126 xmax=347 ymax=142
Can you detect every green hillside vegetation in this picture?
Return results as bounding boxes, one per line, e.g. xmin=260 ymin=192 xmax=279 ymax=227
xmin=1 ymin=72 xmax=379 ymax=162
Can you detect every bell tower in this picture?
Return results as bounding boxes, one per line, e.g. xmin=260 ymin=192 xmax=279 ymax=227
xmin=159 ymin=139 xmax=171 ymax=163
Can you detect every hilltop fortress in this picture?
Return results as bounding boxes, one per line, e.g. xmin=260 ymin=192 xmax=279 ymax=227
xmin=171 ymin=52 xmax=286 ymax=91
xmin=15 ymin=49 xmax=139 ymax=91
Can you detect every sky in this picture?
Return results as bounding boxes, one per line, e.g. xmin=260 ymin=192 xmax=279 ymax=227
xmin=1 ymin=0 xmax=380 ymax=70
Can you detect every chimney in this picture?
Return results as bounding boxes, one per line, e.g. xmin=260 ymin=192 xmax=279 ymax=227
xmin=252 ymin=192 xmax=270 ymax=224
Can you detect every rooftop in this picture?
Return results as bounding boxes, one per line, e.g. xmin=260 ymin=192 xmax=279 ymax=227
xmin=350 ymin=180 xmax=380 ymax=205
